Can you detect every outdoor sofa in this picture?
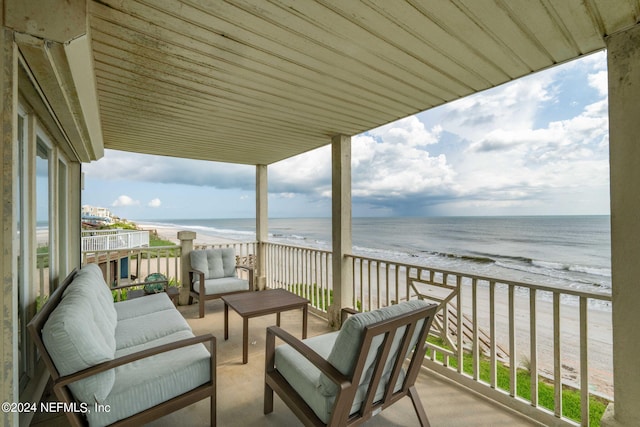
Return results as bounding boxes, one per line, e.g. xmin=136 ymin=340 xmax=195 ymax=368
xmin=28 ymin=263 xmax=216 ymax=427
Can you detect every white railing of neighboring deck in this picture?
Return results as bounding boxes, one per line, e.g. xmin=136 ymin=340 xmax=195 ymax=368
xmin=81 ymin=229 xmax=150 ymax=252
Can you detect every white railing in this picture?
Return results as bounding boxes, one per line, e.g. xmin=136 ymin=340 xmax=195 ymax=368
xmin=347 ymin=254 xmax=612 ymax=427
xmin=81 ymin=229 xmax=150 ymax=252
xmin=264 ymin=242 xmax=333 ymax=315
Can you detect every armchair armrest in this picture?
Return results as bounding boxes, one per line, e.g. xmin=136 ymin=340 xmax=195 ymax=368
xmin=235 ymin=265 xmax=254 ymax=290
xmin=340 ymin=307 xmax=359 ymax=325
xmin=54 ymin=334 xmax=216 ymax=391
xmin=189 ymin=268 xmax=206 ymax=293
xmin=265 ymin=326 xmax=350 ymax=392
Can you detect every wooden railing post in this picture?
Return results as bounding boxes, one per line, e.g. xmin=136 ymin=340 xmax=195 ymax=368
xmin=178 ymin=230 xmax=196 ymax=305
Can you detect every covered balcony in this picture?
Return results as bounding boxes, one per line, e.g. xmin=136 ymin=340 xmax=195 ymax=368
xmin=2 ymin=1 xmax=638 ymax=426
xmin=28 ymin=239 xmax=610 ymax=426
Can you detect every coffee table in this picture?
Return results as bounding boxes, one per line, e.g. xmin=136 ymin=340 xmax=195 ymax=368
xmin=221 ymin=289 xmax=309 ymax=364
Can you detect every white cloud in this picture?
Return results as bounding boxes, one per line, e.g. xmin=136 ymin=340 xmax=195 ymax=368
xmin=112 ymin=195 xmax=139 ymax=207
xmin=352 ymin=118 xmax=456 ymax=199
xmin=148 ymin=198 xmax=162 ymax=208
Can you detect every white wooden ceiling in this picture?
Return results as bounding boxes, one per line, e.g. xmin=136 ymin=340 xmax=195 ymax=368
xmin=88 ymin=0 xmax=639 ymax=165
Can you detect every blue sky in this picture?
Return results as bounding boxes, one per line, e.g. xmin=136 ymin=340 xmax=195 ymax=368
xmin=82 ymin=51 xmax=610 ymax=220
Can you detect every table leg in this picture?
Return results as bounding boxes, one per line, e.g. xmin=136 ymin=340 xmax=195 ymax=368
xmin=224 ymin=302 xmax=229 ymax=341
xmin=302 ymin=305 xmax=308 ymax=339
xmin=243 ymin=318 xmax=249 ymax=364
xmin=276 ymin=312 xmax=281 ymax=327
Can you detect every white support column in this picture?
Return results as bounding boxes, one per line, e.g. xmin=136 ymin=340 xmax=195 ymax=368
xmin=256 ymin=165 xmax=268 ymax=290
xmin=602 ymin=23 xmax=640 ymax=427
xmin=0 ymin=26 xmax=19 ymax=427
xmin=329 ymin=134 xmax=353 ymax=328
xmin=177 ymin=231 xmax=196 ymax=305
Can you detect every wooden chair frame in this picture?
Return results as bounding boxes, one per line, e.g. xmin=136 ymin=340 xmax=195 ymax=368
xmin=264 ymin=303 xmax=438 ymax=427
xmin=27 ymin=269 xmax=217 ymax=427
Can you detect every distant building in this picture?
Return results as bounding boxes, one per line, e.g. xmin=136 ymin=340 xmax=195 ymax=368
xmin=81 ymin=205 xmax=115 ymax=226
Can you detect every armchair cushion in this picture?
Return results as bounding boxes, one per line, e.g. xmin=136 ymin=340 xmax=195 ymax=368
xmin=190 ymin=248 xmax=237 ymax=280
xmin=198 ymin=277 xmax=250 ymax=296
xmin=274 ymin=332 xmax=339 ymax=423
xmin=319 ymin=300 xmax=431 ymax=396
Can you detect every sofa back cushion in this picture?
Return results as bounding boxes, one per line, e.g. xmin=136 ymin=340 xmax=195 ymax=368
xmin=42 ymin=290 xmax=116 ymax=403
xmin=64 ymin=263 xmax=117 ymax=333
xmin=318 ymin=300 xmax=431 ymax=396
xmin=191 ymin=248 xmax=237 ymax=280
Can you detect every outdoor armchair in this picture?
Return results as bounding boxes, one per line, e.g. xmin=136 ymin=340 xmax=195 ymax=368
xmin=264 ymin=300 xmax=438 ymax=426
xmin=189 ymin=248 xmax=254 ymax=318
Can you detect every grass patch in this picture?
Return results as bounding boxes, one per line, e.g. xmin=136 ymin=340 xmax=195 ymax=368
xmin=426 ymin=337 xmax=608 ymax=425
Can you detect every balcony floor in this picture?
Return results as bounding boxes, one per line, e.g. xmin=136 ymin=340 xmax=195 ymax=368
xmin=33 ymin=299 xmax=541 ymax=427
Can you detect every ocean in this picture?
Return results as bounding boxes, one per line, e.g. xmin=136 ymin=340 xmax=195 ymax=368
xmin=143 ymin=215 xmax=611 ymax=294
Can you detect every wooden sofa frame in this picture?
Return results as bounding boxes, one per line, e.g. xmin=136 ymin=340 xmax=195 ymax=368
xmin=27 ymin=269 xmax=217 ymax=427
xmin=264 ymin=303 xmax=438 ymax=427
xmin=188 ymin=264 xmax=254 ymax=318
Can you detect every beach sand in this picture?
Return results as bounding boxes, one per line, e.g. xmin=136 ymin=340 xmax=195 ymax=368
xmin=139 ymin=222 xmax=614 ymax=398
xmin=138 ymin=222 xmax=239 ymax=246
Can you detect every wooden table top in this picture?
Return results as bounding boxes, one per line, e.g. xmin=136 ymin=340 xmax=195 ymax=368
xmin=221 ymin=288 xmax=309 ymax=317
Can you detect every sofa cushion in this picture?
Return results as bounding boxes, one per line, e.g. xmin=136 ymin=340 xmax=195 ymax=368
xmin=318 ymin=300 xmax=431 ymax=396
xmin=64 ymin=264 xmax=118 ymax=331
xmin=88 ymin=331 xmax=211 ymax=426
xmin=42 ymin=291 xmax=115 ymax=403
xmin=115 ymin=292 xmax=176 ymax=321
xmin=75 ymin=263 xmax=116 ymax=310
xmin=115 ymin=308 xmax=192 ymax=350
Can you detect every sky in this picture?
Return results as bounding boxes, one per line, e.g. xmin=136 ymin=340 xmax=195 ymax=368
xmin=82 ymin=51 xmax=610 ymax=220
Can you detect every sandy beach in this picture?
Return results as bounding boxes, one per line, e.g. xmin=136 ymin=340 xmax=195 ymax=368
xmin=138 ymin=222 xmax=239 ymax=246
xmin=137 ymin=221 xmax=614 ymax=398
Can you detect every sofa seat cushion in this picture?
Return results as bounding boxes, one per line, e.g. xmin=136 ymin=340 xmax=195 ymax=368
xmin=115 ymin=292 xmax=176 ymax=321
xmin=193 ymin=277 xmax=249 ymax=296
xmin=115 ymin=309 xmax=191 ymax=350
xmin=88 ymin=330 xmax=211 ymax=427
xmin=42 ymin=291 xmax=115 ymax=404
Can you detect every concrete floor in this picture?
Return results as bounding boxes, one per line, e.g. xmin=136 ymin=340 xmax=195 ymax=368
xmin=33 ymin=299 xmax=541 ymax=427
